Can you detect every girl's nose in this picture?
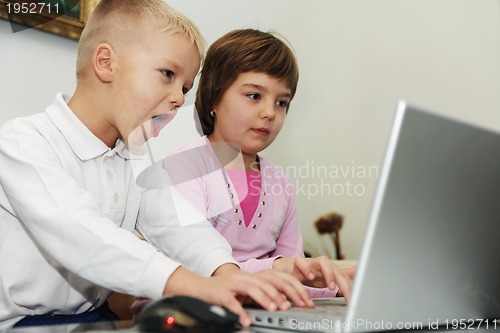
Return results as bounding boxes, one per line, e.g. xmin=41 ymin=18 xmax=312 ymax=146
xmin=260 ymin=102 xmax=276 ymax=120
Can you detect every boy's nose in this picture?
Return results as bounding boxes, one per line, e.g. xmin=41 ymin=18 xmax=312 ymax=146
xmin=168 ymin=88 xmax=185 ymax=110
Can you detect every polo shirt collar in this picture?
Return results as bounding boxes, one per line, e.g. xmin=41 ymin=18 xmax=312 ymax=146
xmin=45 ymin=92 xmax=142 ymax=161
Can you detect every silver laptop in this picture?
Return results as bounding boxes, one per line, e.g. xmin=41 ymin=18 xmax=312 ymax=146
xmin=247 ymin=101 xmax=500 ymax=332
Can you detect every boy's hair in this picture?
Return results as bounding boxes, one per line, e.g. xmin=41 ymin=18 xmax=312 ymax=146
xmin=76 ymin=0 xmax=205 ymax=78
xmin=195 ymin=29 xmax=299 ymax=136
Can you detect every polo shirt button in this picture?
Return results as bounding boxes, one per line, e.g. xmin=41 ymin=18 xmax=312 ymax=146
xmin=113 ymin=193 xmax=119 ymax=202
xmin=107 ymin=170 xmax=113 ymax=179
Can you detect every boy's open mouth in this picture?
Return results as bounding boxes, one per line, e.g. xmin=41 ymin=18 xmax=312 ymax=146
xmin=150 ymin=110 xmax=178 ymax=137
xmin=152 ymin=113 xmax=168 ymax=122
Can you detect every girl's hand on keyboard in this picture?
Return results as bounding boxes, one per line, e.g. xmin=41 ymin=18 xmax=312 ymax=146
xmin=274 ymin=256 xmax=354 ymax=302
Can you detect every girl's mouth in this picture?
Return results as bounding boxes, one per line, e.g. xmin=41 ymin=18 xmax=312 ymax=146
xmin=252 ymin=128 xmax=270 ymax=135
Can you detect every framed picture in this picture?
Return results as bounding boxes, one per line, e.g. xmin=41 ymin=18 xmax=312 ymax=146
xmin=0 ymin=0 xmax=99 ymax=40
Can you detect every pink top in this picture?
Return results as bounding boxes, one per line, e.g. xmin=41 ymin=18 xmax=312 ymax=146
xmin=226 ymin=170 xmax=260 ymax=227
xmin=162 ymin=136 xmax=339 ymax=297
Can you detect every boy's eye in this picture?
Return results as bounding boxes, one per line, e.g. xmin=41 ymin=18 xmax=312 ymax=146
xmin=161 ymin=69 xmax=174 ymax=78
xmin=247 ymin=93 xmax=261 ymax=100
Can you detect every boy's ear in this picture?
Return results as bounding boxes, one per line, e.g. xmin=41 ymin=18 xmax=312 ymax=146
xmin=92 ymin=43 xmax=116 ymax=82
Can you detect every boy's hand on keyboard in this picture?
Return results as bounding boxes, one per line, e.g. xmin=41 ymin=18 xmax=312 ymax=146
xmin=165 ymin=266 xmax=311 ymax=327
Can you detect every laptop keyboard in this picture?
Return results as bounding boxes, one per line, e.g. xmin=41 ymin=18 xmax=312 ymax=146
xmin=289 ymin=299 xmax=347 ymax=318
xmin=249 ymin=298 xmax=348 ymax=331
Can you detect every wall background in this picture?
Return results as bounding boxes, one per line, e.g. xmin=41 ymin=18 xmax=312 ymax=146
xmin=1 ymin=0 xmax=499 ymax=260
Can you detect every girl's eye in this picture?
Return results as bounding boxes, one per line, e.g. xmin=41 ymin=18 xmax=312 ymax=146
xmin=161 ymin=69 xmax=174 ymax=78
xmin=247 ymin=93 xmax=261 ymax=100
xmin=182 ymin=87 xmax=189 ymax=95
xmin=276 ymin=100 xmax=289 ymax=109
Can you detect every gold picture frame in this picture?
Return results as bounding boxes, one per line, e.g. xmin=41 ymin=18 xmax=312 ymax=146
xmin=0 ymin=0 xmax=99 ymax=40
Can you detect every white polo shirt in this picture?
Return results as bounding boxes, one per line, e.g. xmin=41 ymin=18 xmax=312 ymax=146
xmin=0 ymin=93 xmax=235 ymax=329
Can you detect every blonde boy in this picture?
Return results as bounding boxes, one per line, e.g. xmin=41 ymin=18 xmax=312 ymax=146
xmin=0 ymin=0 xmax=311 ymax=329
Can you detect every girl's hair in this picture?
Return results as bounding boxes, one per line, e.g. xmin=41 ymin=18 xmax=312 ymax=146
xmin=195 ymin=29 xmax=299 ymax=136
xmin=76 ymin=0 xmax=205 ymax=79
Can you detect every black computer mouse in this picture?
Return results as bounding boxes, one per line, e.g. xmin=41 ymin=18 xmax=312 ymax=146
xmin=134 ymin=295 xmax=240 ymax=333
